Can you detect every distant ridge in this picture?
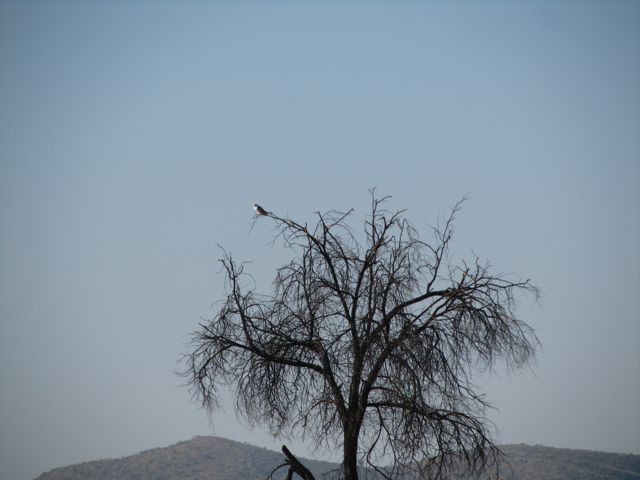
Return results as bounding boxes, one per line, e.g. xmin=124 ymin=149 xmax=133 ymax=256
xmin=497 ymin=443 xmax=640 ymax=479
xmin=35 ymin=436 xmax=640 ymax=480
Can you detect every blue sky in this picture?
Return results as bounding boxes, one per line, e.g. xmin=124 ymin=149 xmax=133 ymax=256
xmin=1 ymin=2 xmax=639 ymax=479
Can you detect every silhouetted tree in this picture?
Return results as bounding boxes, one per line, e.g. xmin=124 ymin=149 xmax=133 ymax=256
xmin=185 ymin=192 xmax=539 ymax=480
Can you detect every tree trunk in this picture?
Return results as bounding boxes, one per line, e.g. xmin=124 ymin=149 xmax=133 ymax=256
xmin=343 ymin=424 xmax=360 ymax=480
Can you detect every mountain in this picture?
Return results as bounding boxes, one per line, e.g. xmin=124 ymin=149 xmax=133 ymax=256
xmin=496 ymin=444 xmax=640 ymax=480
xmin=34 ymin=436 xmax=640 ymax=480
xmin=34 ymin=436 xmax=337 ymax=480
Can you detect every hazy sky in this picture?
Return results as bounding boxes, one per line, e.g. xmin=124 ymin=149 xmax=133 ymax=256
xmin=1 ymin=2 xmax=639 ymax=479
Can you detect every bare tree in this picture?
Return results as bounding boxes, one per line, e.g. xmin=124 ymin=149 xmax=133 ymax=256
xmin=184 ymin=192 xmax=539 ymax=480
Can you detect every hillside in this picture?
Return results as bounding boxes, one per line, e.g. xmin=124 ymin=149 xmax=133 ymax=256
xmin=35 ymin=436 xmax=640 ymax=480
xmin=34 ymin=436 xmax=337 ymax=480
xmin=497 ymin=444 xmax=640 ymax=480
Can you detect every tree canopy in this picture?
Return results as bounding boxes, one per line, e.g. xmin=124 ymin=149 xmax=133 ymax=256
xmin=185 ymin=193 xmax=539 ymax=480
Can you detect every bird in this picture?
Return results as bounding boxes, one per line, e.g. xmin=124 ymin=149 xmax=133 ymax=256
xmin=253 ymin=203 xmax=268 ymax=216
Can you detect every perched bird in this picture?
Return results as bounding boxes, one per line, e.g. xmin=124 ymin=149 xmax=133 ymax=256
xmin=253 ymin=203 xmax=268 ymax=216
